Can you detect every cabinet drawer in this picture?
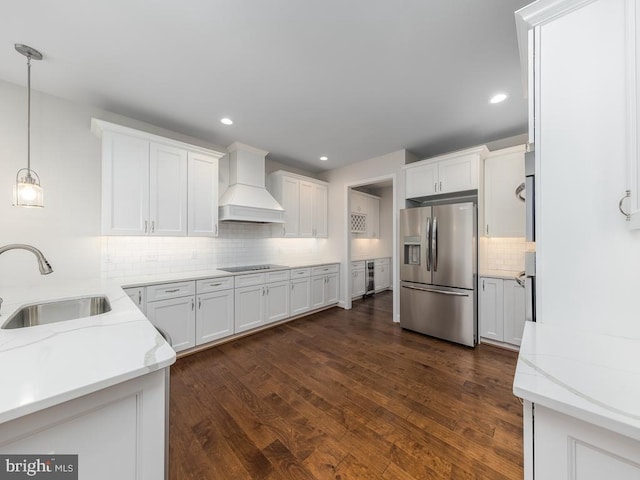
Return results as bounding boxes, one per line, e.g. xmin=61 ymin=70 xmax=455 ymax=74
xmin=374 ymin=258 xmax=389 ymax=266
xmin=146 ymin=281 xmax=195 ymax=302
xmin=312 ymin=264 xmax=339 ymax=276
xmin=351 ymin=261 xmax=365 ymax=270
xmin=266 ymin=269 xmax=290 ymax=283
xmin=196 ymin=276 xmax=234 ymax=294
xmin=234 ymin=273 xmax=266 ymax=287
xmin=290 ymin=267 xmax=310 ymax=278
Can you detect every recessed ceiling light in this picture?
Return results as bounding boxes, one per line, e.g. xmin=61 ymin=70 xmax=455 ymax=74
xmin=221 ymin=117 xmax=233 ymax=125
xmin=319 ymin=156 xmax=328 ymax=161
xmin=489 ymin=93 xmax=508 ymax=104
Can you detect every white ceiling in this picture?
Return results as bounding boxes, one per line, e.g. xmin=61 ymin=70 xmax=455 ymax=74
xmin=0 ymin=0 xmax=531 ymax=173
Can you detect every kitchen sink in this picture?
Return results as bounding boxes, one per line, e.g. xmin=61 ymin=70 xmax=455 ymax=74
xmin=1 ymin=296 xmax=112 ymax=329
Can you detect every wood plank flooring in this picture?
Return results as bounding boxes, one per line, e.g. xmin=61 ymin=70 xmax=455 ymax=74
xmin=169 ymin=291 xmax=523 ymax=479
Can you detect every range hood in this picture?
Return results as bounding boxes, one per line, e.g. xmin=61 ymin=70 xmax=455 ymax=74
xmin=218 ymin=142 xmax=285 ymax=223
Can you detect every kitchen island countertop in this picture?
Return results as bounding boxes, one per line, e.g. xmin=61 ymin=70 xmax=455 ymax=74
xmin=514 ymin=321 xmax=640 ymax=441
xmin=0 ymin=279 xmax=176 ymax=424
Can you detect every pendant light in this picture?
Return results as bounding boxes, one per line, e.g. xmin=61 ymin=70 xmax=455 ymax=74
xmin=13 ymin=44 xmax=44 ymax=208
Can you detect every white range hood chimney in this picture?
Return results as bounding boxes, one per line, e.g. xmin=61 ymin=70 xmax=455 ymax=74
xmin=218 ymin=142 xmax=285 ymax=223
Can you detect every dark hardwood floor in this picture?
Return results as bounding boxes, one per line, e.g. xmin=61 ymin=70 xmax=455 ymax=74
xmin=169 ymin=291 xmax=523 ymax=479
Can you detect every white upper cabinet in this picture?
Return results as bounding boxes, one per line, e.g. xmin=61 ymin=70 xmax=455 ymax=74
xmin=101 ymin=132 xmax=150 ymax=235
xmin=149 ymin=143 xmax=188 ymax=236
xmin=268 ymin=171 xmax=328 ymax=238
xmin=483 ymin=145 xmax=526 ymax=237
xmin=349 ymin=190 xmax=380 ymax=238
xmin=188 ymin=152 xmax=219 ymax=237
xmin=404 ymin=146 xmax=487 ymax=199
xmin=93 ymin=119 xmax=224 ymax=237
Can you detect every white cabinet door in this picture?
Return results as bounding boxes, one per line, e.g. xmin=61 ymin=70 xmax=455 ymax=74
xmin=484 ymin=147 xmax=525 ymax=237
xmin=281 ymin=176 xmax=300 ymax=237
xmin=405 ymin=162 xmax=438 ymax=198
xmin=264 ymin=280 xmax=290 ymax=324
xmin=351 ymin=268 xmax=366 ymax=298
xmin=368 ymin=196 xmax=380 ymax=238
xmin=479 ymin=277 xmax=504 ymax=341
xmin=503 ymin=279 xmax=526 ymax=346
xmin=438 ymin=155 xmax=478 ymax=194
xmin=149 ymin=142 xmax=188 ymax=236
xmin=188 ymin=152 xmax=219 ymax=237
xmin=123 ymin=286 xmax=146 ymax=315
xmin=299 ymin=180 xmax=314 ymax=237
xmin=101 ymin=132 xmax=150 ymax=235
xmin=534 ymin=405 xmax=640 ymax=480
xmin=351 ymin=191 xmax=367 ymax=213
xmin=196 ymin=289 xmax=234 ymax=345
xmin=290 ymin=277 xmax=311 ymax=316
xmin=312 ymin=183 xmax=328 ymax=237
xmin=234 ymin=284 xmax=265 ymax=333
xmin=325 ymin=273 xmax=339 ymax=305
xmin=374 ymin=262 xmax=390 ymax=291
xmin=146 ymin=295 xmax=195 ymax=352
xmin=310 ymin=275 xmax=326 ymax=309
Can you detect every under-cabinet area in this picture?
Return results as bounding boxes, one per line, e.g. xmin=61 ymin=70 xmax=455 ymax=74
xmin=124 ymin=263 xmax=340 ymax=354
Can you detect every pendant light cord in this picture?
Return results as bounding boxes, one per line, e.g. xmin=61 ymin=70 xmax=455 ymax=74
xmin=26 ymin=54 xmax=31 ymax=176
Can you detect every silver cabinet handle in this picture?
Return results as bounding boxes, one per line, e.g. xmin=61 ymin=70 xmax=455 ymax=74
xmin=198 ymin=298 xmax=202 ymax=309
xmin=165 ymin=288 xmax=180 ymax=293
xmin=214 ymin=224 xmax=218 ymax=235
xmin=291 ymin=283 xmax=294 ymax=290
xmin=516 ymin=271 xmax=526 ymax=288
xmin=432 ymin=216 xmax=438 ymax=272
xmin=434 ymin=182 xmax=437 ymax=192
xmin=191 ymin=298 xmax=194 ymax=310
xmin=401 ymin=285 xmax=469 ymax=297
xmin=151 ymin=221 xmax=155 ymax=233
xmin=210 ymin=283 xmax=222 ymax=287
xmin=619 ymin=190 xmax=631 ymax=221
xmin=439 ymin=181 xmax=442 ymax=191
xmin=515 ymin=182 xmax=526 ymax=202
xmin=138 ymin=291 xmax=142 ymax=304
xmin=144 ymin=220 xmax=148 ymax=233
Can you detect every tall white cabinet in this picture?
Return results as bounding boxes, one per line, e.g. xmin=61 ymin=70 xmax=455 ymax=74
xmin=92 ymin=119 xmax=224 ymax=237
xmin=515 ymin=0 xmax=640 ymax=477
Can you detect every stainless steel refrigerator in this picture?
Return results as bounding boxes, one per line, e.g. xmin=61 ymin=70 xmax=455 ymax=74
xmin=399 ymin=202 xmax=477 ymax=347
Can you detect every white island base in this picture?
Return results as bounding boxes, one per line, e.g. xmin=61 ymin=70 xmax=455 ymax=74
xmin=0 ymin=368 xmax=168 ymax=480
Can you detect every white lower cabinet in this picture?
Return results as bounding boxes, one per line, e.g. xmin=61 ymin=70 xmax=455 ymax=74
xmin=290 ymin=268 xmax=311 ymax=316
xmin=123 ymin=286 xmax=146 ymax=315
xmin=311 ymin=264 xmax=340 ymax=308
xmin=195 ymin=276 xmax=234 ymax=345
xmin=234 ymin=271 xmax=290 ymax=334
xmin=0 ymin=369 xmax=168 ymax=480
xmin=146 ymin=294 xmax=195 ymax=353
xmin=529 ymin=403 xmax=640 ymax=480
xmin=374 ymin=258 xmax=391 ymax=291
xmin=479 ymin=277 xmax=525 ymax=347
xmin=351 ymin=261 xmax=366 ymax=298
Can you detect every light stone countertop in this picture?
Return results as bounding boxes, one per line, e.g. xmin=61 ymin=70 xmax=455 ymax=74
xmin=513 ymin=321 xmax=640 ymax=441
xmin=0 ymin=279 xmax=176 ymax=424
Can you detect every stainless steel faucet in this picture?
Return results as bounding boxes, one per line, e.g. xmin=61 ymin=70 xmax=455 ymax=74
xmin=0 ymin=244 xmax=53 ymax=315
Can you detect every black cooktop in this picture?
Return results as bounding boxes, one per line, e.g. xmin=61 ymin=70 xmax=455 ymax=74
xmin=218 ymin=264 xmax=287 ymax=273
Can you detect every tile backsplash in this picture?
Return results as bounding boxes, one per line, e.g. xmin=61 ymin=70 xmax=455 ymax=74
xmin=479 ymin=237 xmax=526 ymax=272
xmin=102 ymin=222 xmax=328 ymax=279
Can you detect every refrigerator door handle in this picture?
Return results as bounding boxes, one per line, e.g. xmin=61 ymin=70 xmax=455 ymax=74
xmin=432 ymin=216 xmax=438 ymax=272
xmin=401 ymin=285 xmax=469 ymax=297
xmin=426 ymin=217 xmax=431 ymax=271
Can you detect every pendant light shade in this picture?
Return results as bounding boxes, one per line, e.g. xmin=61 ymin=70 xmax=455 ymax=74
xmin=13 ymin=44 xmax=44 ymax=208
